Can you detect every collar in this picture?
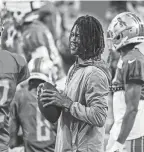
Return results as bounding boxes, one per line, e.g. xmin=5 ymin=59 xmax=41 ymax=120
xmin=73 ymin=57 xmax=112 ymax=85
xmin=75 ymin=57 xmax=101 ymax=67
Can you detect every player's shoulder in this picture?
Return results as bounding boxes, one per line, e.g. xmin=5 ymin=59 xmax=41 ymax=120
xmin=119 ymin=48 xmax=144 ymax=82
xmin=84 ymin=65 xmax=99 ymax=77
xmin=11 ymin=53 xmax=27 ymax=67
xmin=0 ymin=50 xmax=20 ymax=72
xmin=122 ymin=49 xmax=144 ymax=66
xmin=12 ymin=89 xmax=34 ymax=111
xmin=0 ymin=50 xmax=26 ymax=64
xmin=0 ymin=49 xmax=13 ymax=59
xmin=120 ymin=49 xmax=144 ymax=81
xmin=85 ymin=60 xmax=111 ymax=77
xmin=86 ymin=66 xmax=108 ymax=80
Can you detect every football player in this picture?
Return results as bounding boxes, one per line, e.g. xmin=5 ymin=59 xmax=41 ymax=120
xmin=22 ymin=5 xmax=65 ymax=80
xmin=0 ymin=11 xmax=30 ymax=152
xmin=106 ymin=12 xmax=144 ymax=152
xmin=39 ymin=15 xmax=111 ymax=152
xmin=9 ymin=57 xmax=57 ymax=152
xmin=22 ymin=2 xmax=62 ymax=63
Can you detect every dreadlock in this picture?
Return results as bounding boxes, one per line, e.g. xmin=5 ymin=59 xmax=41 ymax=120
xmin=70 ymin=15 xmax=105 ymax=60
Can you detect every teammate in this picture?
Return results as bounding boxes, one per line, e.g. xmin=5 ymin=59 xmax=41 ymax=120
xmin=106 ymin=12 xmax=144 ymax=152
xmin=22 ymin=3 xmax=67 ymax=91
xmin=0 ymin=12 xmax=29 ymax=152
xmin=9 ymin=57 xmax=57 ymax=152
xmin=22 ymin=4 xmax=65 ymax=81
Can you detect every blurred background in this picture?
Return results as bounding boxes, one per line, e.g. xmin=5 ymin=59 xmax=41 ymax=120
xmin=1 ymin=0 xmax=144 ymax=116
xmin=0 ymin=0 xmax=128 ymax=62
xmin=1 ymin=0 xmax=143 ymax=63
xmin=1 ymin=0 xmax=143 ymax=76
xmin=1 ymin=0 xmax=143 ymax=116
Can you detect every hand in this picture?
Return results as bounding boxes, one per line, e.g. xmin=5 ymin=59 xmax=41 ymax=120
xmin=37 ymin=83 xmax=44 ymax=96
xmin=40 ymin=90 xmax=73 ymax=109
xmin=37 ymin=83 xmax=44 ymax=100
xmin=106 ymin=141 xmax=124 ymax=152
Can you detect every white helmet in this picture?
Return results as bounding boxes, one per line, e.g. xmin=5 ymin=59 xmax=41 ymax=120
xmin=28 ymin=57 xmax=58 ymax=84
xmin=107 ymin=12 xmax=144 ymax=51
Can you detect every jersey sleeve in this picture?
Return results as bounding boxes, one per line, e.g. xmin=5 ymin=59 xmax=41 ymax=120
xmin=122 ymin=59 xmax=144 ymax=84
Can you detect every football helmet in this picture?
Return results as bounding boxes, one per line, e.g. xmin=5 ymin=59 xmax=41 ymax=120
xmin=107 ymin=12 xmax=144 ymax=51
xmin=28 ymin=57 xmax=58 ymax=84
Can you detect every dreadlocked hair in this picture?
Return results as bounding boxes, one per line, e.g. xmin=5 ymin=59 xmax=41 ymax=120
xmin=70 ymin=15 xmax=105 ymax=60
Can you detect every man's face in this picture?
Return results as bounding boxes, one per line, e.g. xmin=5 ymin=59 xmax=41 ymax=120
xmin=69 ymin=25 xmax=81 ymax=55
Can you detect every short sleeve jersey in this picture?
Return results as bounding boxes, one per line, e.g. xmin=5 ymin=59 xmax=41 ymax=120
xmin=113 ymin=48 xmax=144 ymax=99
xmin=0 ymin=49 xmax=29 ymax=150
xmin=11 ymin=89 xmax=56 ymax=152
